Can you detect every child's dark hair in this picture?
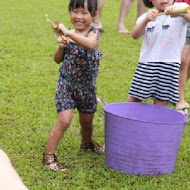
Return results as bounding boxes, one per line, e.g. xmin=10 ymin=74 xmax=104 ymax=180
xmin=143 ymin=0 xmax=154 ymax=8
xmin=69 ymin=0 xmax=98 ymax=16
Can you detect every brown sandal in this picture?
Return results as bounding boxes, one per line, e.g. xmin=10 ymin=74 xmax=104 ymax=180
xmin=176 ymin=107 xmax=189 ymax=114
xmin=80 ymin=142 xmax=105 ymax=153
xmin=42 ymin=153 xmax=67 ymax=171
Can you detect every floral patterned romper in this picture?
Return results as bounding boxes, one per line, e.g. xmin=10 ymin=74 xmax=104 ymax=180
xmin=55 ymin=27 xmax=103 ymax=113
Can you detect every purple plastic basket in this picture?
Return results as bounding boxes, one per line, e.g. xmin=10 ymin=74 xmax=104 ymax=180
xmin=101 ymin=101 xmax=189 ymax=175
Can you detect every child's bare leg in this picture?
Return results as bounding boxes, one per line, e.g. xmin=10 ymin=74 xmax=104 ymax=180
xmin=79 ymin=112 xmax=104 ymax=153
xmin=92 ymin=0 xmax=104 ymax=31
xmin=45 ymin=109 xmax=73 ymax=154
xmin=136 ymin=0 xmax=146 ymax=19
xmin=117 ymin=0 xmax=132 ymax=34
xmin=79 ymin=112 xmax=94 ymax=144
xmin=176 ymin=45 xmax=190 ymax=110
xmin=154 ymin=99 xmax=168 ymax=107
xmin=127 ymin=96 xmax=142 ymax=102
xmin=187 ymin=64 xmax=190 ymax=81
xmin=42 ymin=109 xmax=73 ymax=171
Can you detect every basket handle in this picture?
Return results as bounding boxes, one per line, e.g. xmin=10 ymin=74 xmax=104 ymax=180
xmin=97 ymin=97 xmax=108 ymax=108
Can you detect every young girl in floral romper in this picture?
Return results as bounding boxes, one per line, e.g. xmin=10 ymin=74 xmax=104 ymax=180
xmin=42 ymin=0 xmax=104 ymax=171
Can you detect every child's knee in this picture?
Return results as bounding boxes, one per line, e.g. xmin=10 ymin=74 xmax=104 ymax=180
xmin=57 ymin=118 xmax=71 ymax=131
xmin=181 ymin=57 xmax=189 ymax=69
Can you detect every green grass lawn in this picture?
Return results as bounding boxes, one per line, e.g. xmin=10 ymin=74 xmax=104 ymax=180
xmin=1 ymin=0 xmax=190 ymax=189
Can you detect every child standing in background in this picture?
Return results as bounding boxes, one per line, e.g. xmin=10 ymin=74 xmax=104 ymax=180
xmin=128 ymin=0 xmax=190 ymax=107
xmin=176 ymin=0 xmax=190 ymax=114
xmin=42 ymin=0 xmax=104 ymax=172
xmin=91 ymin=0 xmax=105 ymax=33
xmin=117 ymin=0 xmax=146 ymax=34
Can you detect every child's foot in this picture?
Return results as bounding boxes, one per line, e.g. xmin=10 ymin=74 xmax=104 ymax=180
xmin=42 ymin=153 xmax=67 ymax=171
xmin=176 ymin=101 xmax=190 ymax=114
xmin=80 ymin=142 xmax=105 ymax=153
xmin=117 ymin=26 xmax=131 ymax=34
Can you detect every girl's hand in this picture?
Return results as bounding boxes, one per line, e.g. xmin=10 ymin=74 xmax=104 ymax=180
xmin=58 ymin=23 xmax=69 ymax=36
xmin=165 ymin=6 xmax=174 ymax=14
xmin=165 ymin=6 xmax=179 ymax=17
xmin=57 ymin=35 xmax=70 ymax=48
xmin=146 ymin=9 xmax=158 ymax=22
xmin=165 ymin=5 xmax=187 ymax=17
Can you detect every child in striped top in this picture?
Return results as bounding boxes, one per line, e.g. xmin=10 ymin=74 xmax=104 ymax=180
xmin=127 ymin=0 xmax=190 ymax=108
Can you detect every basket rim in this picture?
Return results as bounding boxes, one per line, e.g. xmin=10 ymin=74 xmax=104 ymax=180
xmin=103 ymin=102 xmax=187 ymax=125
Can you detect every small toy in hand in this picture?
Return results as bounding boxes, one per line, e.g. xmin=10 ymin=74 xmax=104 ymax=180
xmin=157 ymin=6 xmax=190 ymax=16
xmin=45 ymin=14 xmax=69 ymax=47
xmin=51 ymin=21 xmax=59 ymax=31
xmin=165 ymin=6 xmax=190 ymax=15
xmin=45 ymin=14 xmax=60 ymax=33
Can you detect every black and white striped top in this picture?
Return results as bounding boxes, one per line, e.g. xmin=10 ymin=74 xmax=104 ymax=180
xmin=128 ymin=62 xmax=180 ymax=103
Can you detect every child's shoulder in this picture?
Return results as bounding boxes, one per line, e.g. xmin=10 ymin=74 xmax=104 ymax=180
xmin=86 ymin=26 xmax=99 ymax=35
xmin=84 ymin=26 xmax=100 ymax=40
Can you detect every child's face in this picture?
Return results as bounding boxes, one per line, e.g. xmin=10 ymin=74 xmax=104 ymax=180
xmin=151 ymin=0 xmax=174 ymax=11
xmin=70 ymin=2 xmax=95 ymax=32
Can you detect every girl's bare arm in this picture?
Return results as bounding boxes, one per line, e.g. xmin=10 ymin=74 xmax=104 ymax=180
xmin=58 ymin=24 xmax=99 ymax=50
xmin=53 ymin=35 xmax=70 ymax=63
xmin=54 ymin=47 xmax=64 ymax=64
xmin=180 ymin=13 xmax=190 ymax=22
xmin=132 ymin=10 xmax=157 ymax=39
xmin=166 ymin=5 xmax=190 ymax=22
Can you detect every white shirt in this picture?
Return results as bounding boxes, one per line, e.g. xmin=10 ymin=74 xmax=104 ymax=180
xmin=138 ymin=3 xmax=189 ymax=63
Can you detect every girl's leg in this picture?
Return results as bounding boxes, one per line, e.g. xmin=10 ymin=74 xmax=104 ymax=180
xmin=43 ymin=109 xmax=73 ymax=171
xmin=92 ymin=0 xmax=104 ymax=31
xmin=45 ymin=109 xmax=73 ymax=154
xmin=154 ymin=99 xmax=168 ymax=107
xmin=127 ymin=96 xmax=142 ymax=102
xmin=176 ymin=45 xmax=190 ymax=109
xmin=136 ymin=0 xmax=146 ymax=19
xmin=79 ymin=112 xmax=104 ymax=153
xmin=117 ymin=0 xmax=133 ymax=34
xmin=79 ymin=112 xmax=94 ymax=144
xmin=96 ymin=0 xmax=104 ymax=29
xmin=187 ymin=63 xmax=190 ymax=81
